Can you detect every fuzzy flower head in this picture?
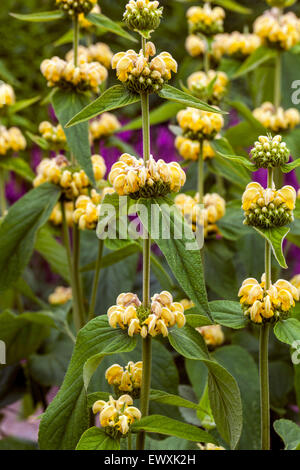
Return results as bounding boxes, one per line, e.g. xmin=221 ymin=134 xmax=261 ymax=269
xmin=107 ymin=291 xmax=186 ymax=338
xmin=112 ymin=43 xmax=177 ymax=94
xmin=109 ymin=153 xmax=186 ymax=199
xmin=212 ymin=32 xmax=261 ymax=61
xmin=238 ymin=275 xmax=299 ymax=324
xmin=56 ymin=0 xmax=97 ymax=16
xmin=175 ymin=136 xmax=215 ymax=162
xmin=49 ymin=201 xmax=74 ymax=227
xmin=78 ymin=4 xmax=101 ymax=30
xmin=177 ymin=107 xmax=224 ymax=141
xmin=250 ymin=134 xmax=290 ymax=169
xmin=39 ymin=121 xmax=67 ymax=150
xmin=187 ymin=70 xmax=228 ymax=105
xmin=66 ymin=43 xmax=113 ymax=69
xmin=92 ymin=395 xmax=141 ymax=438
xmin=73 ymin=187 xmax=114 ymax=230
xmin=41 ymin=56 xmax=107 ymax=93
xmin=242 ymin=182 xmax=296 ymax=228
xmin=197 ymin=325 xmax=224 ymax=348
xmin=123 ymin=0 xmax=163 ymax=35
xmin=33 ymin=154 xmax=106 ymax=200
xmin=89 ymin=113 xmax=121 ymax=141
xmin=0 ymin=125 xmax=26 ymax=156
xmin=185 ymin=35 xmax=207 ymax=58
xmin=48 ymin=286 xmax=72 ymax=305
xmin=0 ymin=82 xmax=15 ymax=109
xmin=175 ymin=192 xmax=226 ymax=238
xmin=105 ymin=361 xmax=142 ymax=398
xmin=187 ymin=4 xmax=225 ymax=36
xmin=253 ymin=102 xmax=300 ymax=132
xmin=254 ymin=10 xmax=300 ymax=51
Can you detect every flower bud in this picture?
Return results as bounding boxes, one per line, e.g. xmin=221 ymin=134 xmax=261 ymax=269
xmin=123 ymin=0 xmax=163 ymax=35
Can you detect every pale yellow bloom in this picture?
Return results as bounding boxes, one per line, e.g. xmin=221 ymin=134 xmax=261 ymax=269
xmin=48 ymin=286 xmax=72 ymax=305
xmin=212 ymin=32 xmax=261 ymax=60
xmin=39 ymin=121 xmax=66 ymax=147
xmin=177 ymin=107 xmax=224 ymax=140
xmin=89 ymin=113 xmax=121 ymax=140
xmin=187 ymin=4 xmax=225 ymax=35
xmin=185 ymin=35 xmax=206 ymax=57
xmin=105 ymin=361 xmax=142 ymax=393
xmin=0 ymin=125 xmax=26 ymax=155
xmin=0 ymin=83 xmax=15 ymax=108
xmin=254 ymin=10 xmax=300 ymax=50
xmin=93 ymin=394 xmax=141 ymax=435
xmin=253 ymin=102 xmax=300 ymax=132
xmin=73 ymin=186 xmax=113 ymax=230
xmin=49 ymin=201 xmax=74 ymax=226
xmin=179 ymin=299 xmax=195 ymax=311
xmin=187 ymin=70 xmax=228 ymax=104
xmin=66 ymin=42 xmax=113 ymax=69
xmin=197 ymin=325 xmax=224 ymax=348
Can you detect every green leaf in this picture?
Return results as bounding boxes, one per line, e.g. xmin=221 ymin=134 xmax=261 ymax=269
xmin=149 ymin=389 xmax=206 ymax=413
xmin=121 ymin=101 xmax=184 ymax=131
xmin=8 ymin=96 xmax=40 ymax=114
xmin=52 ymin=89 xmax=94 ymax=183
xmin=66 ymin=85 xmax=140 ymax=128
xmin=0 ymin=183 xmax=61 ymax=293
xmin=138 ymin=197 xmax=211 ymax=318
xmin=234 ymin=46 xmax=277 ymax=78
xmin=169 ymin=324 xmax=209 ymax=361
xmin=0 ymin=437 xmax=37 ymax=450
xmin=281 ymin=158 xmax=300 ymax=173
xmin=185 ymin=313 xmax=213 ymax=328
xmin=158 ymin=84 xmax=226 ymax=114
xmin=209 ymin=301 xmax=248 ymax=329
xmin=131 ymin=415 xmax=218 ymax=444
xmin=0 ymin=157 xmax=35 ymax=182
xmin=212 ymin=138 xmax=255 ymax=171
xmin=10 ymin=10 xmax=64 ymax=22
xmin=254 ymin=226 xmax=289 ymax=269
xmin=35 ymin=226 xmax=70 ymax=282
xmin=0 ymin=310 xmax=52 ymax=364
xmin=26 ymin=131 xmax=50 ymax=150
xmin=274 ymin=318 xmax=300 ymax=346
xmin=274 ymin=419 xmax=300 ymax=450
xmin=87 ymin=13 xmax=137 ymax=42
xmin=80 ymin=242 xmax=140 ymax=272
xmin=213 ymin=0 xmax=251 ymax=13
xmin=228 ymin=101 xmax=265 ymax=132
xmin=38 ymin=316 xmax=136 ymax=450
xmin=76 ymin=427 xmax=120 ymax=450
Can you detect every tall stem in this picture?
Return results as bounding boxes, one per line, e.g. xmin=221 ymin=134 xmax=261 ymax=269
xmin=73 ymin=224 xmax=85 ymax=328
xmin=198 ymin=140 xmax=204 ymax=205
xmin=204 ymin=39 xmax=210 ymax=73
xmin=260 ymin=167 xmax=273 ymax=451
xmin=274 ymin=51 xmax=281 ymax=110
xmin=73 ymin=14 xmax=79 ymax=67
xmin=0 ymin=168 xmax=6 ymax=216
xmin=88 ymin=238 xmax=104 ymax=321
xmin=137 ymin=36 xmax=152 ymax=451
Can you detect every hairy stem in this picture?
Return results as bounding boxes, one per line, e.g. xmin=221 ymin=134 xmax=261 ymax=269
xmin=73 ymin=224 xmax=85 ymax=328
xmin=0 ymin=168 xmax=6 ymax=216
xmin=274 ymin=51 xmax=281 ymax=110
xmin=88 ymin=238 xmax=104 ymax=321
xmin=198 ymin=140 xmax=204 ymax=205
xmin=73 ymin=14 xmax=79 ymax=67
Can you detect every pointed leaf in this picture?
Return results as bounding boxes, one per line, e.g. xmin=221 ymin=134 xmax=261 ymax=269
xmin=87 ymin=13 xmax=137 ymax=42
xmin=76 ymin=428 xmax=120 ymax=450
xmin=212 ymin=138 xmax=255 ymax=171
xmin=8 ymin=96 xmax=40 ymax=114
xmin=234 ymin=46 xmax=277 ymax=79
xmin=10 ymin=11 xmax=64 ymax=22
xmin=52 ymin=89 xmax=94 ymax=183
xmin=149 ymin=389 xmax=207 ymax=413
xmin=158 ymin=84 xmax=226 ymax=114
xmin=26 ymin=131 xmax=50 ymax=150
xmin=274 ymin=419 xmax=300 ymax=450
xmin=274 ymin=318 xmax=300 ymax=346
xmin=209 ymin=301 xmax=247 ymax=329
xmin=168 ymin=324 xmax=210 ymax=361
xmin=66 ymin=85 xmax=140 ymax=128
xmin=0 ymin=157 xmax=34 ymax=182
xmin=213 ymin=0 xmax=251 ymax=13
xmin=254 ymin=226 xmax=289 ymax=269
xmin=281 ymin=158 xmax=300 ymax=173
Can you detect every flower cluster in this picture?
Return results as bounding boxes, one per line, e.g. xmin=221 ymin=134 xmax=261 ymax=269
xmin=177 ymin=107 xmax=224 ymax=141
xmin=0 ymin=83 xmax=15 ymax=109
xmin=290 ymin=274 xmax=300 ymax=297
xmin=253 ymin=102 xmax=300 ymax=132
xmin=92 ymin=395 xmax=141 ymax=437
xmin=250 ymin=134 xmax=290 ymax=169
xmin=179 ymin=298 xmax=195 ymax=311
xmin=89 ymin=113 xmax=121 ymax=141
xmin=238 ymin=275 xmax=299 ymax=324
xmin=187 ymin=4 xmax=225 ymax=36
xmin=198 ymin=443 xmax=225 ymax=451
xmin=48 ymin=286 xmax=72 ymax=305
xmin=56 ymin=0 xmax=97 ymax=16
xmin=73 ymin=187 xmax=114 ymax=230
xmin=175 ymin=192 xmax=226 ymax=238
xmin=0 ymin=126 xmax=26 ymax=155
xmin=39 ymin=121 xmax=67 ymax=149
xmin=105 ymin=361 xmax=142 ymax=398
xmin=33 ymin=154 xmax=106 ymax=199
xmin=212 ymin=32 xmax=261 ymax=60
xmin=187 ymin=70 xmax=228 ymax=105
xmin=242 ymin=182 xmax=296 ymax=228
xmin=108 ymin=153 xmax=186 ymax=199
xmin=66 ymin=43 xmax=113 ymax=69
xmin=123 ymin=0 xmax=163 ymax=34
xmin=112 ymin=42 xmax=177 ymax=94
xmin=175 ymin=136 xmax=215 ymax=162
xmin=254 ymin=10 xmax=300 ymax=50
xmin=196 ymin=325 xmax=224 ymax=348
xmin=107 ymin=291 xmax=186 ymax=338
xmin=78 ymin=4 xmax=101 ymax=30
xmin=49 ymin=201 xmax=74 ymax=226
xmin=185 ymin=35 xmax=207 ymax=58
xmin=40 ymin=56 xmax=107 ymax=93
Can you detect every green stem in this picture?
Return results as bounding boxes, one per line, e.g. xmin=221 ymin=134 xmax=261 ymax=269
xmin=198 ymin=140 xmax=204 ymax=205
xmin=88 ymin=238 xmax=104 ymax=321
xmin=274 ymin=51 xmax=281 ymax=110
xmin=128 ymin=432 xmax=132 ymax=450
xmin=204 ymin=39 xmax=210 ymax=73
xmin=73 ymin=14 xmax=79 ymax=67
xmin=0 ymin=167 xmax=6 ymax=216
xmin=73 ymin=224 xmax=85 ymax=328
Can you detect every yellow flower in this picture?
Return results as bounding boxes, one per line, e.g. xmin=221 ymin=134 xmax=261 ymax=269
xmin=66 ymin=42 xmax=113 ymax=69
xmin=105 ymin=361 xmax=143 ymax=395
xmin=254 ymin=10 xmax=300 ymax=51
xmin=93 ymin=394 xmax=141 ymax=435
xmin=89 ymin=113 xmax=121 ymax=140
xmin=187 ymin=70 xmax=228 ymax=104
xmin=177 ymin=107 xmax=224 ymax=140
xmin=197 ymin=325 xmax=224 ymax=348
xmin=212 ymin=32 xmax=261 ymax=61
xmin=0 ymin=125 xmax=26 ymax=155
xmin=179 ymin=299 xmax=195 ymax=311
xmin=78 ymin=4 xmax=101 ymax=30
xmin=48 ymin=286 xmax=72 ymax=305
xmin=290 ymin=274 xmax=300 ymax=298
xmin=123 ymin=0 xmax=163 ymax=34
xmin=0 ymin=83 xmax=15 ymax=108
xmin=187 ymin=4 xmax=225 ymax=36
xmin=49 ymin=201 xmax=74 ymax=226
xmin=109 ymin=153 xmax=185 ymax=198
xmin=253 ymin=102 xmax=300 ymax=132
xmin=39 ymin=121 xmax=66 ymax=148
xmin=185 ymin=35 xmax=206 ymax=57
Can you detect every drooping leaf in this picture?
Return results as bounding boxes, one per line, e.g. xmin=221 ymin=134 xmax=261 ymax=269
xmin=281 ymin=158 xmax=300 ymax=173
xmin=10 ymin=10 xmax=64 ymax=22
xmin=209 ymin=301 xmax=247 ymax=329
xmin=274 ymin=318 xmax=300 ymax=346
xmin=0 ymin=183 xmax=61 ymax=293
xmin=158 ymin=84 xmax=225 ymax=114
xmin=274 ymin=419 xmax=300 ymax=450
xmin=52 ymin=89 xmax=94 ymax=183
xmin=66 ymin=85 xmax=140 ymax=128
xmin=0 ymin=156 xmax=35 ymax=182
xmin=38 ymin=316 xmax=136 ymax=450
xmin=254 ymin=226 xmax=289 ymax=269
xmin=234 ymin=46 xmax=277 ymax=79
xmin=87 ymin=13 xmax=137 ymax=42
xmin=76 ymin=427 xmax=120 ymax=450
